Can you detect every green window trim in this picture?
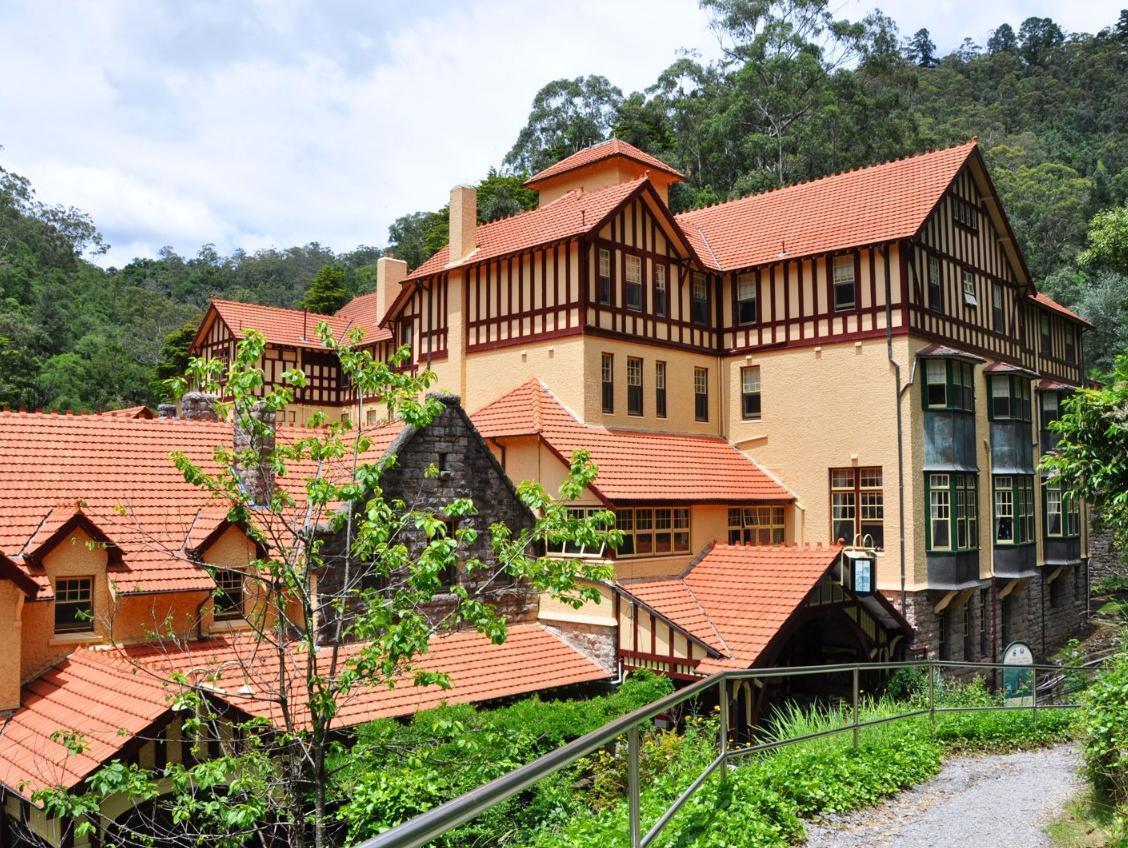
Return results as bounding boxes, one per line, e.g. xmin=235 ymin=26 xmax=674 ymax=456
xmin=987 ymin=375 xmax=1032 ymax=422
xmin=993 ymin=474 xmax=1036 ymax=546
xmin=922 ymin=358 xmax=975 ymax=413
xmin=1043 ymin=479 xmax=1081 ymax=539
xmin=926 ymin=472 xmax=979 ymax=553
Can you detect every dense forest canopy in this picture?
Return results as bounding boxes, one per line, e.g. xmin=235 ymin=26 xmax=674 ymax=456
xmin=1 ymin=2 xmax=1125 ymax=411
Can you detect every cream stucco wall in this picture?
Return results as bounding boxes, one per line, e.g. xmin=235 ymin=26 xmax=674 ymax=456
xmin=460 ymin=335 xmax=588 ymax=416
xmin=534 ymin=161 xmax=675 ymax=206
xmin=0 ymin=582 xmax=23 ymax=710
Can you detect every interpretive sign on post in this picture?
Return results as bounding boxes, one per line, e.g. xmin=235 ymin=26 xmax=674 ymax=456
xmin=1002 ymin=641 xmax=1034 ymax=706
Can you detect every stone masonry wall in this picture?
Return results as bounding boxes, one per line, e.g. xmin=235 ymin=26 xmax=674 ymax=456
xmin=1089 ymin=524 xmax=1126 ymax=586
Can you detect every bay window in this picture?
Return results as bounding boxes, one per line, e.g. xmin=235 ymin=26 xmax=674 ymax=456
xmin=993 ymin=475 xmax=1035 ymax=545
xmin=927 ymin=472 xmax=978 ymax=552
xmin=1044 ymin=479 xmax=1080 ymax=538
xmin=988 ymin=375 xmax=1031 ymax=421
xmin=924 ymin=358 xmax=975 ymax=412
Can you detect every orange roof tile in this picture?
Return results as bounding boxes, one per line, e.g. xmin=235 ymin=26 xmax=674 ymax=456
xmin=334 ymin=291 xmax=382 ymax=328
xmin=0 ymin=411 xmax=401 ymax=596
xmin=524 ymin=139 xmax=685 ymax=188
xmin=206 ymin=297 xmax=391 ymax=350
xmin=471 ymin=380 xmax=792 ymax=504
xmin=403 ymin=177 xmax=650 ymax=282
xmin=1031 ymin=292 xmax=1091 ymax=327
xmin=0 ymin=625 xmax=608 ymax=799
xmin=676 ymin=141 xmax=978 ymax=271
xmin=99 ymin=405 xmax=154 ymax=419
xmin=619 ymin=543 xmax=844 ymax=669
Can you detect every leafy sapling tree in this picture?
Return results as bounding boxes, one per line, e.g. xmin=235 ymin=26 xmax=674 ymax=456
xmin=32 ymin=324 xmax=616 ymax=848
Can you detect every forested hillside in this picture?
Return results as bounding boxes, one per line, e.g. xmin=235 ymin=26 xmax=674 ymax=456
xmin=1 ymin=2 xmax=1125 ymax=411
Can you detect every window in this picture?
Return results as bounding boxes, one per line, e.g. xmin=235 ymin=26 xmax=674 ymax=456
xmin=627 ymin=357 xmax=643 ymax=416
xmin=962 ymin=270 xmax=977 ymax=306
xmin=927 ymin=472 xmax=978 ymax=552
xmin=992 ymin=283 xmax=1005 ymax=334
xmin=830 ymin=467 xmax=884 ymax=549
xmin=625 ymin=254 xmax=642 ymax=311
xmin=736 ymin=273 xmax=758 ymax=324
xmin=728 ymin=506 xmax=786 ymax=545
xmin=214 ymin=569 xmax=245 ymax=621
xmin=1065 ymin=327 xmax=1077 ymax=364
xmin=1040 ymin=313 xmax=1052 ymax=356
xmin=1044 ymin=479 xmax=1081 ymax=538
xmin=833 ymin=256 xmax=855 ymax=312
xmin=691 ymin=274 xmax=709 ymax=325
xmin=554 ymin=507 xmax=608 ymax=557
xmin=988 ymin=375 xmax=1031 ymax=421
xmin=614 ymin=508 xmax=690 ymax=557
xmin=598 ymin=248 xmax=612 ymax=305
xmin=1040 ymin=391 xmax=1061 ymax=431
xmin=952 ymin=196 xmax=978 ymax=231
xmin=694 ymin=367 xmax=708 ymax=421
xmin=979 ymin=588 xmax=991 ymax=656
xmin=963 ymin=602 xmax=973 ymax=659
xmin=923 ymin=359 xmax=975 ymax=412
xmin=601 ymin=353 xmax=614 ymax=414
xmin=654 ymin=264 xmax=668 ymax=317
xmin=928 ymin=255 xmax=942 ymax=311
xmin=740 ymin=365 xmax=761 ymax=420
xmin=937 ymin=609 xmax=949 ymax=660
xmin=54 ymin=577 xmax=93 ymax=634
xmin=655 ymin=361 xmax=667 ymax=418
xmin=994 ymin=475 xmax=1035 ymax=545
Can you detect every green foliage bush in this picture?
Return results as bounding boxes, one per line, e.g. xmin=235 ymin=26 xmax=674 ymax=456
xmin=1079 ymin=650 xmax=1128 ymax=806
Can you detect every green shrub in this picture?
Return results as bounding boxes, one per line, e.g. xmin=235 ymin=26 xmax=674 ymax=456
xmin=934 ymin=707 xmax=1074 ymax=752
xmin=1079 ymin=651 xmax=1128 ymax=805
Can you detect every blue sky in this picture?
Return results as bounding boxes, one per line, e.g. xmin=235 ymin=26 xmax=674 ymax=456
xmin=0 ymin=0 xmax=1120 ymax=268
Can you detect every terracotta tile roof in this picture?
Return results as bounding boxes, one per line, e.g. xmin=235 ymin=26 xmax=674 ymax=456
xmin=676 ymin=141 xmax=978 ymax=271
xmin=1038 ymin=378 xmax=1077 ymax=392
xmin=471 ymin=379 xmax=792 ymax=504
xmin=619 ymin=543 xmax=843 ymax=670
xmin=99 ymin=405 xmax=154 ymax=419
xmin=403 ymin=177 xmax=650 ymax=282
xmin=334 ymin=291 xmax=383 ymax=330
xmin=1031 ymin=292 xmax=1092 ymax=327
xmin=916 ymin=343 xmax=985 ymax=363
xmin=983 ymin=361 xmax=1040 ymax=378
xmin=207 ymin=298 xmax=391 ymax=350
xmin=0 ymin=649 xmax=174 ymax=798
xmin=524 ymin=139 xmax=685 ymax=188
xmin=0 ymin=411 xmax=400 ymax=596
xmin=0 ymin=625 xmax=608 ymax=799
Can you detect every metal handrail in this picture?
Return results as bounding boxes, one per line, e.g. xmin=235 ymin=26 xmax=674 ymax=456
xmin=355 ymin=658 xmax=1102 ymax=848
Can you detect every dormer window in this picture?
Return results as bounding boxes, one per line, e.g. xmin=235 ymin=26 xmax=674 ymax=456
xmin=214 ymin=569 xmax=245 ymax=621
xmin=55 ymin=577 xmax=93 ymax=634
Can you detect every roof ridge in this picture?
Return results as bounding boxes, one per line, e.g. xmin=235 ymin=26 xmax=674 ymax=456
xmin=676 ymin=139 xmax=978 ymax=221
xmin=678 ymin=572 xmax=733 ymax=658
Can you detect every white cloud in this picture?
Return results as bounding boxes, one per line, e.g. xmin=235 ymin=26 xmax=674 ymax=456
xmin=0 ymin=0 xmax=1120 ymax=267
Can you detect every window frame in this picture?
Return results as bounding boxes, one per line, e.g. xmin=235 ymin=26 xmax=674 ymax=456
xmin=1043 ymin=478 xmax=1080 ymax=539
xmin=600 ymin=353 xmax=614 ymax=414
xmin=624 ymin=254 xmax=643 ymax=312
xmin=727 ymin=505 xmax=787 ymax=546
xmin=736 ymin=273 xmax=758 ymax=325
xmin=740 ymin=365 xmax=761 ymax=421
xmin=653 ymin=263 xmax=668 ymax=317
xmin=987 ymin=375 xmax=1031 ymax=422
xmin=693 ymin=366 xmax=709 ymax=422
xmin=655 ymin=361 xmax=667 ymax=418
xmin=690 ymin=274 xmax=709 ymax=326
xmin=923 ymin=358 xmax=975 ymax=413
xmin=598 ymin=247 xmax=613 ymax=306
xmin=213 ymin=568 xmax=246 ymax=621
xmin=832 ymin=255 xmax=856 ymax=312
xmin=991 ymin=282 xmax=1005 ymax=334
xmin=54 ymin=576 xmax=94 ymax=634
xmin=962 ymin=269 xmax=977 ymax=307
xmin=926 ymin=472 xmax=979 ymax=552
xmin=952 ymin=195 xmax=979 ymax=232
xmin=614 ymin=507 xmax=690 ymax=558
xmin=927 ymin=255 xmax=943 ymax=312
xmin=1064 ymin=326 xmax=1077 ymax=364
xmin=993 ymin=474 xmax=1035 ymax=546
xmin=829 ymin=467 xmax=884 ymax=549
xmin=1040 ymin=313 xmax=1052 ymax=356
xmin=626 ymin=356 xmax=643 ymax=416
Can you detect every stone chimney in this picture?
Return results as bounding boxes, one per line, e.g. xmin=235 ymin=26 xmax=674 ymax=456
xmin=448 ymin=184 xmax=477 ymax=263
xmin=375 ymin=256 xmax=408 ymax=324
xmin=157 ymin=403 xmax=177 ymax=419
xmin=233 ymin=402 xmax=276 ymax=507
xmin=181 ymin=392 xmax=220 ymax=422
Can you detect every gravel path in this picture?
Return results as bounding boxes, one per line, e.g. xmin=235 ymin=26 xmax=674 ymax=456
xmin=802 ymin=744 xmax=1083 ymax=848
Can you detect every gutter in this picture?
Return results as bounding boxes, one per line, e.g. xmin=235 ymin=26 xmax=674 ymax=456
xmin=883 ymin=244 xmax=908 ymax=619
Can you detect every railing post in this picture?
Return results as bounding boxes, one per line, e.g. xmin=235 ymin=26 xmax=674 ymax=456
xmin=928 ymin=662 xmax=936 ymax=733
xmin=628 ymin=725 xmax=641 ymax=848
xmin=1032 ymin=669 xmax=1038 ymax=732
xmin=851 ymin=665 xmax=860 ymax=748
xmin=718 ymin=677 xmax=729 ymax=780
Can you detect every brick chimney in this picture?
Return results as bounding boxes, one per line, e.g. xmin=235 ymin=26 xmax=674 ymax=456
xmin=375 ymin=256 xmax=408 ymax=324
xmin=233 ymin=402 xmax=276 ymax=507
xmin=181 ymin=392 xmax=220 ymax=422
xmin=448 ymin=184 xmax=477 ymax=263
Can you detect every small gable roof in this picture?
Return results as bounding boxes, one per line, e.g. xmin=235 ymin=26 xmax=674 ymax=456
xmin=524 ymin=138 xmax=685 ymax=188
xmin=194 ymin=298 xmax=391 ymax=353
xmin=1031 ymin=291 xmax=1092 ymax=327
xmin=471 ymin=379 xmax=793 ymax=504
xmin=676 ymin=141 xmax=979 ymax=272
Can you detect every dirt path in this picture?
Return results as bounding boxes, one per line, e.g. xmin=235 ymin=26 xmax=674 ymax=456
xmin=802 ymin=744 xmax=1083 ymax=848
